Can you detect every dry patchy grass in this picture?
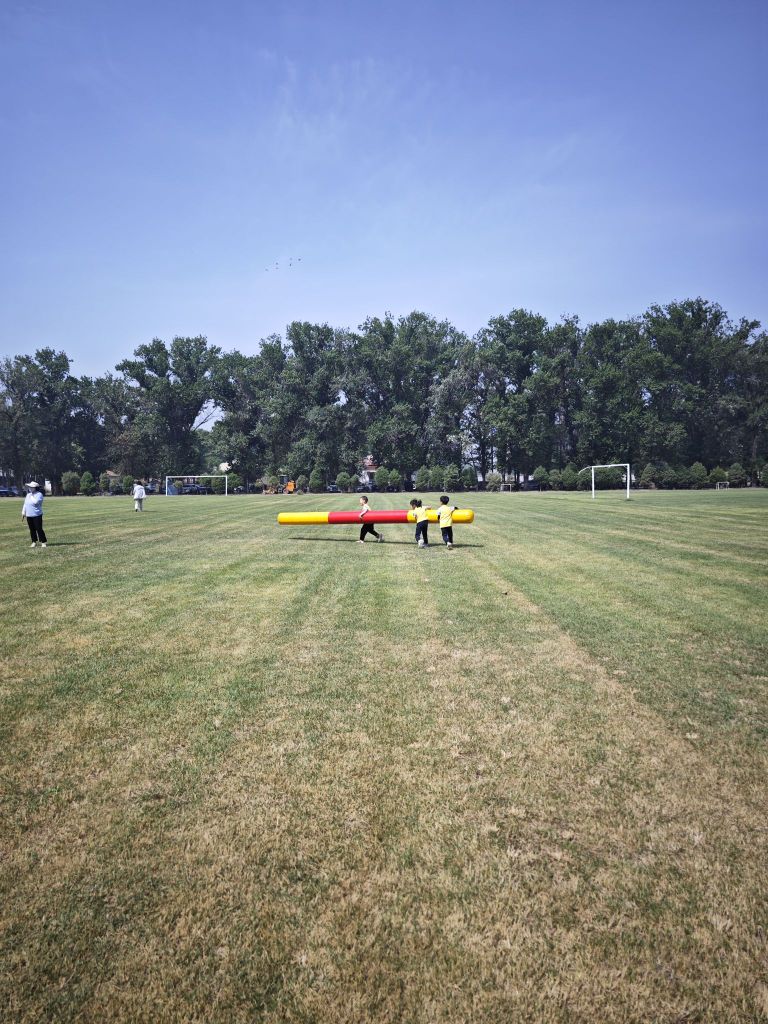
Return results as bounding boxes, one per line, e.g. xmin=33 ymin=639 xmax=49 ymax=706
xmin=1 ymin=490 xmax=767 ymax=1022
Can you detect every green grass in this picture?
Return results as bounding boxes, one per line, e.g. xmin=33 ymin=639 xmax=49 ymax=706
xmin=1 ymin=489 xmax=767 ymax=1023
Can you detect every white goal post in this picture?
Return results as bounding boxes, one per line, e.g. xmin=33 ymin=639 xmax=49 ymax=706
xmin=165 ymin=474 xmax=228 ymax=495
xmin=580 ymin=463 xmax=631 ymax=500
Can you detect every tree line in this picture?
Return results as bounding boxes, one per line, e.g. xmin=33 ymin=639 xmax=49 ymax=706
xmin=1 ymin=298 xmax=766 ymax=492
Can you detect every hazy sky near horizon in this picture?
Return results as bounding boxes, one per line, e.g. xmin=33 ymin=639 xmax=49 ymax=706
xmin=1 ymin=0 xmax=766 ymax=376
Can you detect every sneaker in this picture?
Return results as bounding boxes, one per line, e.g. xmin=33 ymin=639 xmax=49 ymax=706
xmin=377 ymin=534 xmax=384 ymax=542
xmin=358 ymin=539 xmax=365 ymax=544
xmin=418 ymin=539 xmax=425 ymax=548
xmin=447 ymin=542 xmax=453 ymax=549
xmin=41 ymin=543 xmax=47 ymax=548
xmin=30 ymin=542 xmax=36 ymax=548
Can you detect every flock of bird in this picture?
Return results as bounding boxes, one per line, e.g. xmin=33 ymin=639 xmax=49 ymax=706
xmin=265 ymin=257 xmax=302 ymax=272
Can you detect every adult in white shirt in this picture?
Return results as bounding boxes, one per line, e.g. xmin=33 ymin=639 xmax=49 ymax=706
xmin=132 ymin=480 xmax=146 ymax=511
xmin=22 ymin=481 xmax=47 ymax=548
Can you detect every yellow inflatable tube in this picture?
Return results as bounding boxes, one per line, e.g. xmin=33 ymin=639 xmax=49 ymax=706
xmin=277 ymin=509 xmax=475 ymax=525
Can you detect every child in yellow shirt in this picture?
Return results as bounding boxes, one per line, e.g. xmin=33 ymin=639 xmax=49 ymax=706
xmin=409 ymin=498 xmax=431 ymax=547
xmin=438 ymin=495 xmax=458 ymax=549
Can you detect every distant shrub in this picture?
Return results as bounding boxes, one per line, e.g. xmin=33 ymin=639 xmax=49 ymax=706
xmin=309 ymin=469 xmax=324 ymax=493
xmin=639 ymin=463 xmax=656 ymax=488
xmin=532 ymin=466 xmax=549 ymax=489
xmin=728 ymin=462 xmax=746 ymax=487
xmin=122 ymin=475 xmax=133 ymax=495
xmin=461 ymin=466 xmax=476 ymax=490
xmin=675 ymin=465 xmax=693 ymax=490
xmin=709 ymin=466 xmax=727 ymax=486
xmin=689 ymin=462 xmax=708 ymax=489
xmin=561 ymin=464 xmax=578 ymax=490
xmin=347 ymin=474 xmax=358 ymax=492
xmin=336 ymin=472 xmax=351 ymax=493
xmin=485 ymin=471 xmax=502 ymax=492
xmin=443 ymin=464 xmax=461 ymax=492
xmin=267 ymin=475 xmax=280 ymax=491
xmin=576 ymin=471 xmax=590 ymax=490
xmin=374 ymin=466 xmax=389 ymax=490
xmin=99 ymin=472 xmax=110 ymax=493
xmin=548 ymin=468 xmax=562 ymax=490
xmin=414 ymin=466 xmax=430 ymax=491
xmin=296 ymin=474 xmax=308 ymax=493
xmin=211 ymin=476 xmax=226 ymax=494
xmin=79 ymin=471 xmax=96 ymax=496
xmin=228 ymin=473 xmax=242 ymax=492
xmin=62 ymin=471 xmax=80 ymax=496
xmin=388 ymin=469 xmax=402 ymax=491
xmin=658 ymin=464 xmax=678 ymax=489
xmin=429 ymin=466 xmax=444 ymax=491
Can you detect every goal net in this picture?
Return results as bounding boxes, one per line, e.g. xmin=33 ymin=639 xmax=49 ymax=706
xmin=165 ymin=475 xmax=229 ymax=495
xmin=716 ymin=481 xmax=729 ymax=490
xmin=580 ymin=463 xmax=631 ymax=500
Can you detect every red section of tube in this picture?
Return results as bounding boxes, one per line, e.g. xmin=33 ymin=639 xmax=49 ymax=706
xmin=327 ymin=510 xmax=411 ymax=525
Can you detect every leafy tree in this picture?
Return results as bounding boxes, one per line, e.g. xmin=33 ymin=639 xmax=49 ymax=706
xmin=461 ymin=466 xmax=476 ymax=490
xmin=709 ymin=466 xmax=727 ymax=486
xmin=62 ymin=471 xmax=80 ymax=495
xmin=375 ymin=466 xmax=390 ymax=490
xmin=658 ymin=464 xmax=679 ymax=489
xmin=675 ymin=465 xmax=693 ymax=490
xmin=548 ymin=468 xmax=562 ymax=490
xmin=296 ymin=474 xmax=308 ymax=493
xmin=388 ymin=469 xmax=402 ymax=491
xmin=347 ymin=474 xmax=359 ymax=492
xmin=123 ymin=475 xmax=134 ymax=495
xmin=228 ymin=473 xmax=243 ymax=491
xmin=210 ymin=476 xmax=226 ymax=494
xmin=728 ymin=462 xmax=746 ymax=487
xmin=532 ymin=466 xmax=549 ymax=489
xmin=309 ymin=468 xmax=324 ymax=492
xmin=99 ymin=472 xmax=110 ymax=493
xmin=561 ymin=464 xmax=579 ymax=490
xmin=429 ymin=465 xmax=444 ymax=490
xmin=117 ymin=336 xmax=220 ymax=475
xmin=80 ymin=471 xmax=96 ymax=496
xmin=336 ymin=472 xmax=351 ymax=492
xmin=414 ymin=466 xmax=430 ymax=490
xmin=639 ymin=463 xmax=656 ymax=488
xmin=689 ymin=462 xmax=708 ymax=489
xmin=485 ymin=471 xmax=502 ymax=491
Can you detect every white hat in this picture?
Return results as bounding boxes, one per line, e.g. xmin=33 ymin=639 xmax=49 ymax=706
xmin=27 ymin=481 xmax=39 ymax=488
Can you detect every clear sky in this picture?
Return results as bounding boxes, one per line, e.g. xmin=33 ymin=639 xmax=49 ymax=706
xmin=1 ymin=0 xmax=766 ymax=376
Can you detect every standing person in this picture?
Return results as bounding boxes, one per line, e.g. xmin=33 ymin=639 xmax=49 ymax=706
xmin=438 ymin=495 xmax=458 ymax=549
xmin=358 ymin=495 xmax=384 ymax=543
xmin=132 ymin=480 xmax=146 ymax=512
xmin=22 ymin=482 xmax=47 ymax=548
xmin=410 ymin=498 xmax=431 ymax=547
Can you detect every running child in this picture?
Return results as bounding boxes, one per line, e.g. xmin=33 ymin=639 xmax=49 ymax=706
xmin=410 ymin=498 xmax=431 ymax=547
xmin=438 ymin=494 xmax=458 ymax=549
xmin=358 ymin=495 xmax=384 ymax=543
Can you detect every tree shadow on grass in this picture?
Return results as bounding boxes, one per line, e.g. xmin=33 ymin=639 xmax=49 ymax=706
xmin=286 ymin=537 xmax=485 ymax=548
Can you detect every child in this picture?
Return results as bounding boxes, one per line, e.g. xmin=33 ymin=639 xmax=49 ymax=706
xmin=438 ymin=494 xmax=458 ymax=549
xmin=410 ymin=498 xmax=431 ymax=547
xmin=358 ymin=495 xmax=384 ymax=543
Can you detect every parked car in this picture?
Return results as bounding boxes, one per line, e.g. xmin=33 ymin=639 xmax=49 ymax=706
xmin=0 ymin=487 xmax=14 ymax=497
xmin=326 ymin=484 xmax=339 ymax=493
xmin=181 ymin=483 xmax=210 ymax=495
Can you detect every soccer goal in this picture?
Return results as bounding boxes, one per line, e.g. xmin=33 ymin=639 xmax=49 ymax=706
xmin=165 ymin=474 xmax=229 ymax=495
xmin=716 ymin=481 xmax=730 ymax=490
xmin=580 ymin=463 xmax=631 ymax=500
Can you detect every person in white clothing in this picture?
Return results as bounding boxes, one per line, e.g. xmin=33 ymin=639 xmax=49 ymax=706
xmin=22 ymin=482 xmax=47 ymax=547
xmin=132 ymin=480 xmax=146 ymax=511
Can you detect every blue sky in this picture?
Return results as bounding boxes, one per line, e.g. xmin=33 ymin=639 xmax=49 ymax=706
xmin=1 ymin=0 xmax=766 ymax=375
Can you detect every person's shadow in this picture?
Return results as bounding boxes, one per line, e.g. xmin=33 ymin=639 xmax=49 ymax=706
xmin=287 ymin=537 xmax=484 ymax=548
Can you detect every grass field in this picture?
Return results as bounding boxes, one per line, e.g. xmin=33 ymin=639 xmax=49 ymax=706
xmin=1 ymin=489 xmax=767 ymax=1023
